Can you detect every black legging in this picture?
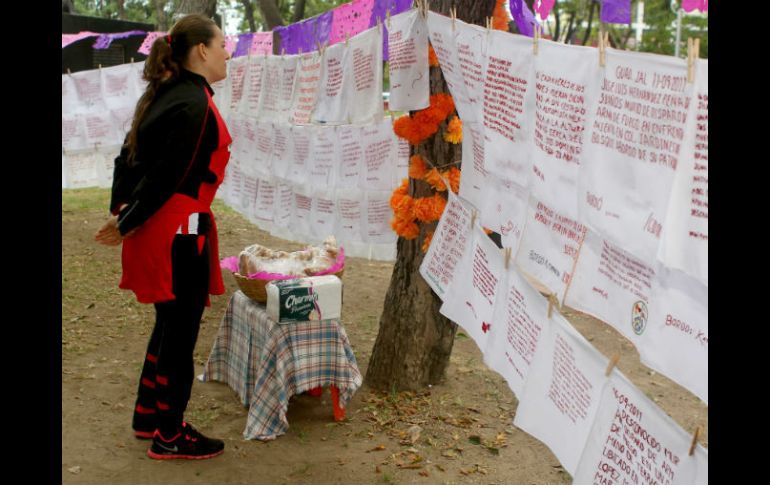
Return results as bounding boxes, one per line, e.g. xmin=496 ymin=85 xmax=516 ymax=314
xmin=132 ymin=232 xmax=210 ymax=435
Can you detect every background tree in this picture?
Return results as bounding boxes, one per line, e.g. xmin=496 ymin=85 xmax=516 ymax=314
xmin=365 ymin=0 xmax=497 ymax=392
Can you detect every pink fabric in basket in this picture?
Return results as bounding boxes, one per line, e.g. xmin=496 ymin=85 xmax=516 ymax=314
xmin=220 ymin=247 xmax=345 ymax=280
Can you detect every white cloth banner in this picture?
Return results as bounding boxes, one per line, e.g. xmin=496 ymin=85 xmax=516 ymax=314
xmin=458 ymin=121 xmax=487 ymax=212
xmin=482 ymin=30 xmax=535 ymax=187
xmin=270 ymin=124 xmax=292 ymax=180
xmin=63 ymin=149 xmax=103 ymax=189
xmin=515 ymin=197 xmax=587 ymax=299
xmin=292 ymin=187 xmax=313 ymax=237
xmin=454 ymin=19 xmax=488 ymax=124
xmin=312 ymin=41 xmax=351 ymax=124
xmin=278 ymin=55 xmax=299 ymax=123
xmin=111 ymin=106 xmax=135 ymax=140
xmin=531 ymin=41 xmax=598 ymax=220
xmin=659 ymin=59 xmax=708 ymax=284
xmin=273 ymin=181 xmax=294 ymax=230
xmin=364 ymin=190 xmax=396 ymax=244
xmin=239 ymin=117 xmax=259 ymax=177
xmin=440 ymin=225 xmax=505 ymax=352
xmin=310 ymin=189 xmax=338 ymax=239
xmin=254 ymin=122 xmax=275 ymax=177
xmin=641 ymin=265 xmax=708 ymax=403
xmin=394 ymin=136 xmax=410 ymax=186
xmin=308 ymin=126 xmax=339 ymax=187
xmin=426 ymin=12 xmax=471 ymax=122
xmin=348 ymin=26 xmax=384 ymax=124
xmin=62 ymin=74 xmax=80 ymax=114
xmin=485 ymin=264 xmax=550 ymax=398
xmin=286 ymin=125 xmax=312 ymax=187
xmin=335 ymin=189 xmax=365 ymax=246
xmin=573 ymin=374 xmax=708 ymax=485
xmin=100 ymin=63 xmax=138 ymax=110
xmin=577 ymin=49 xmax=693 ymax=264
xmin=337 ymin=125 xmax=364 ymax=188
xmin=242 ymin=56 xmax=266 ymax=116
xmin=479 ymin=177 xmax=527 ymax=252
xmin=514 ymin=312 xmax=609 ymax=475
xmin=211 ymin=73 xmax=231 ymax=119
xmin=360 ymin=118 xmax=395 ymax=190
xmin=290 ymin=52 xmax=322 ymax=125
xmin=420 ymin=191 xmax=474 ymax=299
xmin=83 ymin=111 xmax=120 ymax=147
xmin=240 ymin=174 xmax=259 ymax=216
xmin=387 ymin=9 xmax=430 ymax=112
xmin=62 ymin=115 xmax=88 ymax=152
xmin=71 ymin=69 xmax=106 ymax=112
xmin=254 ymin=178 xmax=276 ymax=228
xmin=564 ymin=229 xmax=656 ymax=345
xmin=256 ymin=55 xmax=283 ymax=122
xmin=227 ymin=56 xmax=249 ymax=114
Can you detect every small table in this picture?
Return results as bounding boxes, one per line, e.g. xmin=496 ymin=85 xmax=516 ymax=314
xmin=201 ymin=290 xmax=363 ymax=441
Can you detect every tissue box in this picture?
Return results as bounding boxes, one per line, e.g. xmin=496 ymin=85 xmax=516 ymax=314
xmin=266 ymin=275 xmax=342 ymax=323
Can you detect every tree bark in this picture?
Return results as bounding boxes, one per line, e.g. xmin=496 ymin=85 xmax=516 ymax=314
xmin=365 ymin=0 xmax=497 ymax=392
xmin=292 ymin=0 xmax=307 ymax=23
xmin=239 ymin=0 xmax=258 ymax=32
xmin=581 ymin=0 xmax=597 ymax=46
xmin=153 ymin=0 xmax=170 ymax=31
xmin=257 ymin=0 xmax=285 ymax=29
xmin=175 ymin=0 xmax=218 ymax=19
xmin=553 ymin=0 xmax=560 ymax=42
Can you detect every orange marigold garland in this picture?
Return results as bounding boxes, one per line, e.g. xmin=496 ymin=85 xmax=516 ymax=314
xmin=443 ymin=115 xmax=462 ymax=144
xmin=422 ymin=230 xmax=434 ymax=253
xmin=393 ymin=93 xmax=456 ymax=146
xmin=423 ymin=167 xmax=448 ymax=192
xmin=445 ymin=166 xmax=461 ymax=194
xmin=408 ymin=155 xmax=428 ymax=179
xmin=428 ymin=43 xmax=439 ymax=67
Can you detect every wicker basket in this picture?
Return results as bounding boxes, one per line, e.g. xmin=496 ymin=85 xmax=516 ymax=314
xmin=233 ymin=269 xmax=345 ymax=303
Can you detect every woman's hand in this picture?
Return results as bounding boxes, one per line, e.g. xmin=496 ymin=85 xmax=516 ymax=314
xmin=95 ymin=217 xmax=128 ymax=246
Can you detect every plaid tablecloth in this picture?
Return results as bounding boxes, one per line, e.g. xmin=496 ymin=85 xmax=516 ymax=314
xmin=201 ymin=291 xmax=363 ymax=440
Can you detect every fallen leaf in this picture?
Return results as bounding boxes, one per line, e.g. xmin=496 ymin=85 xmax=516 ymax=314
xmin=68 ymin=466 xmax=81 ymax=474
xmin=441 ymin=450 xmax=458 ymax=459
xmin=435 ymin=464 xmax=446 ymax=472
xmin=408 ymin=425 xmax=422 ymax=444
xmin=397 ymin=464 xmax=423 ymax=470
xmin=367 ymin=445 xmax=386 ymax=452
xmin=375 ymin=465 xmax=381 ymax=473
xmin=468 ymin=435 xmax=481 ymax=445
xmin=419 ymin=470 xmax=430 ymax=477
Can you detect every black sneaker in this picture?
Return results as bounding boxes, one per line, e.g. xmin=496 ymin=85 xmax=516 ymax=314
xmin=147 ymin=423 xmax=225 ymax=460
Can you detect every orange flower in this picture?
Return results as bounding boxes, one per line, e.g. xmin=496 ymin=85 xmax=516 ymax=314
xmin=443 ymin=115 xmax=463 ymax=144
xmin=390 ymin=216 xmax=420 ymax=240
xmin=483 ymin=226 xmax=493 ymax=235
xmin=413 ymin=196 xmax=438 ymax=223
xmin=392 ymin=94 xmax=457 ymax=146
xmin=422 ymin=230 xmax=434 ymax=253
xmin=393 ymin=194 xmax=415 ymax=221
xmin=493 ymin=0 xmax=511 ymax=31
xmin=445 ymin=167 xmax=461 ymax=194
xmin=424 ymin=167 xmax=447 ymax=192
xmin=428 ymin=43 xmax=439 ymax=67
xmin=431 ymin=193 xmax=447 ymax=218
xmin=408 ymin=155 xmax=428 ymax=180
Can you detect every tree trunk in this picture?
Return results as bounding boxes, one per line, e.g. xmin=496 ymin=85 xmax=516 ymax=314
xmin=553 ymin=0 xmax=560 ymax=42
xmin=292 ymin=0 xmax=307 ymax=23
xmin=116 ymin=0 xmax=126 ymax=19
xmin=239 ymin=0 xmax=258 ymax=32
xmin=175 ymin=0 xmax=218 ymax=20
xmin=581 ymin=0 xmax=597 ymax=46
xmin=62 ymin=0 xmax=76 ymax=13
xmin=563 ymin=9 xmax=576 ymax=44
xmin=153 ymin=0 xmax=170 ymax=31
xmin=257 ymin=0 xmax=285 ymax=29
xmin=365 ymin=0 xmax=497 ymax=392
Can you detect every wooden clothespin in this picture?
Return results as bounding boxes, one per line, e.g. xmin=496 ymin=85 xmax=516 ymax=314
xmin=598 ymin=31 xmax=608 ymax=67
xmin=66 ymin=67 xmax=72 ymax=75
xmin=687 ymin=37 xmax=700 ymax=83
xmin=547 ymin=293 xmax=557 ymax=318
xmin=450 ymin=7 xmax=456 ymax=31
xmin=281 ymin=48 xmax=286 ymax=57
xmin=345 ymin=32 xmax=350 ymax=46
xmin=470 ymin=210 xmax=477 ymax=228
xmin=129 ymin=57 xmax=134 ymax=64
xmin=98 ymin=64 xmax=102 ymax=70
xmin=386 ymin=9 xmax=392 ymax=30
xmin=688 ymin=426 xmax=701 ymax=456
xmin=504 ymin=247 xmax=512 ymax=269
xmin=533 ymin=23 xmax=540 ymax=55
xmin=605 ymin=354 xmax=620 ymax=377
xmin=298 ymin=47 xmax=303 ymax=55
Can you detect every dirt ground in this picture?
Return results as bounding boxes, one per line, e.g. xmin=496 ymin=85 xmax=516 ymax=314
xmin=62 ymin=188 xmax=707 ymax=485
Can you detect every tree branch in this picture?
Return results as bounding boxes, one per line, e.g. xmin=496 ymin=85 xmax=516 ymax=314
xmin=257 ymin=0 xmax=285 ymax=29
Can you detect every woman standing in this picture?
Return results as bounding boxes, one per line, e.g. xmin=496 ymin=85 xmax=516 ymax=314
xmin=95 ymin=14 xmax=231 ymax=460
